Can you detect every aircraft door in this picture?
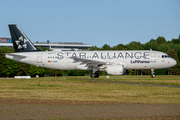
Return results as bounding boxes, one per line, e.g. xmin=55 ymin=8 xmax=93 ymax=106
xmin=37 ymin=53 xmax=42 ymax=63
xmin=151 ymin=52 xmax=156 ymax=62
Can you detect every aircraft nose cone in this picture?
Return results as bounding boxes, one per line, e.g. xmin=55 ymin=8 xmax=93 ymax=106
xmin=172 ymin=59 xmax=177 ymax=67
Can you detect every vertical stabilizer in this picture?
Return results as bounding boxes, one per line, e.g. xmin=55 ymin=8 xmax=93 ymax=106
xmin=8 ymin=25 xmax=39 ymax=52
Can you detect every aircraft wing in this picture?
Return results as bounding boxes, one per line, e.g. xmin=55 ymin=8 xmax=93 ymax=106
xmin=69 ymin=57 xmax=107 ymax=67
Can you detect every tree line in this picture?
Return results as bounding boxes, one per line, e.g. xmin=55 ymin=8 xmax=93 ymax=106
xmin=0 ymin=35 xmax=180 ymax=77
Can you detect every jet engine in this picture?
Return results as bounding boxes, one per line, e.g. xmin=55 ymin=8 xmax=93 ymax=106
xmin=105 ymin=65 xmax=125 ymax=75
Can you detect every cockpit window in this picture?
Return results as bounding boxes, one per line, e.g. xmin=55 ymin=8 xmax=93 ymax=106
xmin=162 ymin=55 xmax=170 ymax=58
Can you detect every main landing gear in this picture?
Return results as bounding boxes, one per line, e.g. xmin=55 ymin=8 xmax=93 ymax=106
xmin=90 ymin=71 xmax=99 ymax=78
xmin=151 ymin=69 xmax=155 ymax=78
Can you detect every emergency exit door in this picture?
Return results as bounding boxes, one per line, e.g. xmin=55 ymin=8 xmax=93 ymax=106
xmin=151 ymin=52 xmax=156 ymax=62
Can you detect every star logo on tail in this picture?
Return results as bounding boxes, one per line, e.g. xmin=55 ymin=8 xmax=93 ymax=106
xmin=15 ymin=36 xmax=28 ymax=50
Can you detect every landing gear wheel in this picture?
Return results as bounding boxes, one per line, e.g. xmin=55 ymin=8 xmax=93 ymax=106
xmin=151 ymin=74 xmax=155 ymax=78
xmin=90 ymin=72 xmax=99 ymax=78
xmin=95 ymin=71 xmax=99 ymax=78
xmin=90 ymin=73 xmax=96 ymax=78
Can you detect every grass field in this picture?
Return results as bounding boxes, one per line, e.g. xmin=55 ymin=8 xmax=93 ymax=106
xmin=0 ymin=75 xmax=180 ymax=104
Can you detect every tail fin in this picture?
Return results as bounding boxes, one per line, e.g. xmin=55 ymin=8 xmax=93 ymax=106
xmin=8 ymin=24 xmax=39 ymax=52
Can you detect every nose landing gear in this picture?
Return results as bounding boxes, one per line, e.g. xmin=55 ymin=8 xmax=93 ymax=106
xmin=151 ymin=69 xmax=155 ymax=78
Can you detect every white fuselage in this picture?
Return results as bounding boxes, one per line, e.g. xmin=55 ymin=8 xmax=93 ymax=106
xmin=6 ymin=50 xmax=177 ymax=71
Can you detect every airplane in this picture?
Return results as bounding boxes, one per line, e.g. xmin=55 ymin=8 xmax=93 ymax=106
xmin=5 ymin=25 xmax=177 ymax=78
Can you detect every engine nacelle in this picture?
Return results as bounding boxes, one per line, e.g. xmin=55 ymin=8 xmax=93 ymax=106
xmin=106 ymin=65 xmax=125 ymax=75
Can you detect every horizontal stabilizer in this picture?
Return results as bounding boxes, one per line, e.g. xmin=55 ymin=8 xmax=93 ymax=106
xmin=5 ymin=53 xmax=27 ymax=58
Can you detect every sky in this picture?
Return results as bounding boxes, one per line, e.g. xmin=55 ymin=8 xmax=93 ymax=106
xmin=0 ymin=0 xmax=180 ymax=47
